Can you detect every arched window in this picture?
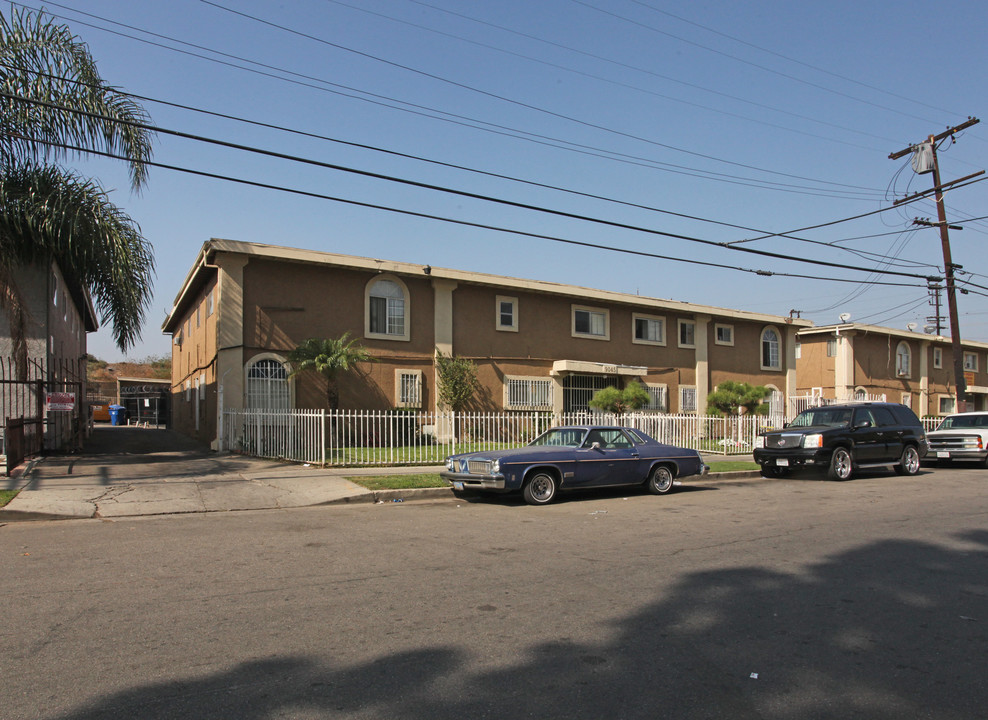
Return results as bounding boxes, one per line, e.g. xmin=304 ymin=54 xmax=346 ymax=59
xmin=895 ymin=342 xmax=911 ymax=378
xmin=366 ymin=276 xmax=409 ymax=341
xmin=761 ymin=327 xmax=781 ymax=370
xmin=246 ymin=357 xmax=290 ymax=410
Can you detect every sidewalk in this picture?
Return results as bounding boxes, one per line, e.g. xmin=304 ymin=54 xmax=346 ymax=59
xmin=0 ymin=426 xmax=758 ymax=521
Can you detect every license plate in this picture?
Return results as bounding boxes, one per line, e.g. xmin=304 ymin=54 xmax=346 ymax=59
xmin=776 ymin=458 xmax=789 ymax=467
xmin=936 ymin=451 xmax=950 ymax=458
xmin=453 ymin=481 xmax=464 ymax=490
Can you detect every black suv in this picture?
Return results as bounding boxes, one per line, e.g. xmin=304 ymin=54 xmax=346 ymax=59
xmin=753 ymin=402 xmax=928 ymax=481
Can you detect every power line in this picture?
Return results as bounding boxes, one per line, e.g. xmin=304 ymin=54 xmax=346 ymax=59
xmin=4 ymin=89 xmax=942 ymax=283
xmin=19 ymin=0 xmax=885 ymax=200
xmin=3 ymin=58 xmax=935 ymax=271
xmin=625 ymin=0 xmax=961 ymax=118
xmin=571 ymin=0 xmax=942 ymax=126
xmin=24 ymin=134 xmax=932 ymax=291
xmin=331 ymin=0 xmax=895 ymax=151
xmin=202 ymin=0 xmax=886 ymax=193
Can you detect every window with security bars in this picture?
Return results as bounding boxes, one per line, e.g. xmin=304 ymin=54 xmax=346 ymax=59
xmin=505 ymin=377 xmax=552 ymax=409
xmin=246 ymin=358 xmax=290 ymax=411
xmin=679 ymin=386 xmax=697 ymax=413
xmin=645 ymin=384 xmax=668 ymax=412
xmin=396 ymin=371 xmax=422 ymax=408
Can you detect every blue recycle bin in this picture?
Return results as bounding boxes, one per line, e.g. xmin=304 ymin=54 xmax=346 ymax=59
xmin=108 ymin=404 xmax=126 ymax=426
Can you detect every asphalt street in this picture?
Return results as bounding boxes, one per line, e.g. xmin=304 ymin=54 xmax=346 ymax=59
xmin=2 ymin=465 xmax=986 ymax=719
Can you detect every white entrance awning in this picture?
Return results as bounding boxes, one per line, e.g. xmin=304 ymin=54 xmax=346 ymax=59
xmin=550 ymin=360 xmax=647 ymax=377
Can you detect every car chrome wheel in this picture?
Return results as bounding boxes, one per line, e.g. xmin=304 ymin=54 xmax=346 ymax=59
xmin=523 ymin=472 xmax=557 ymax=505
xmin=828 ymin=448 xmax=853 ymax=481
xmin=895 ymin=445 xmax=921 ymax=476
xmin=647 ymin=465 xmax=675 ymax=494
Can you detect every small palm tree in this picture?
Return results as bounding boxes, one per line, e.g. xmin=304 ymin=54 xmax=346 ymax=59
xmin=0 ymin=7 xmax=155 ymax=367
xmin=287 ymin=334 xmax=371 ymax=410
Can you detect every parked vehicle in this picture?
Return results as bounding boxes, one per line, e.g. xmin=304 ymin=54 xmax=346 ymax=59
xmin=925 ymin=412 xmax=988 ymax=466
xmin=441 ymin=425 xmax=707 ymax=505
xmin=752 ymin=402 xmax=928 ymax=481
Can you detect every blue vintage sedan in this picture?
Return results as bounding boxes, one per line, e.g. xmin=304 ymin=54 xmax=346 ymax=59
xmin=441 ymin=425 xmax=708 ymax=505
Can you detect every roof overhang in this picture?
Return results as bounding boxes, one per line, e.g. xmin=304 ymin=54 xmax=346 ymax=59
xmin=162 ymin=238 xmax=811 ymax=331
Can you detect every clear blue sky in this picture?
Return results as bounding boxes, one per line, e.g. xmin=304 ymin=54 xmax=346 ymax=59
xmin=18 ymin=0 xmax=987 ymax=361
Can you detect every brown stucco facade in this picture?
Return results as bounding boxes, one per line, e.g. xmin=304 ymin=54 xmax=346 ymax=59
xmin=796 ymin=324 xmax=988 ymax=417
xmin=163 ymin=239 xmax=810 ymax=448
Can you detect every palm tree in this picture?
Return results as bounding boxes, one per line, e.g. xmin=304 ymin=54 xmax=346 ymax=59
xmin=287 ymin=334 xmax=371 ymax=410
xmin=0 ymin=7 xmax=155 ymax=368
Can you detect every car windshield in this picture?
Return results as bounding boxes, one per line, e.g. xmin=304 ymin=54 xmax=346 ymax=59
xmin=790 ymin=408 xmax=853 ymax=428
xmin=530 ymin=428 xmax=586 ymax=447
xmin=936 ymin=415 xmax=988 ymax=430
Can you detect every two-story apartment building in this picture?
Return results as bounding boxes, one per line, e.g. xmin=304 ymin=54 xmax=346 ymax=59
xmin=163 ymin=239 xmax=811 ymax=447
xmin=796 ymin=323 xmax=988 ymax=417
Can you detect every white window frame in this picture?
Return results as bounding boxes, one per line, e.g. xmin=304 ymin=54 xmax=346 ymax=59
xmin=761 ymin=326 xmax=782 ymax=371
xmin=938 ymin=395 xmax=956 ymax=415
xmin=678 ymin=320 xmax=696 ymax=349
xmin=504 ymin=376 xmax=553 ymax=410
xmin=395 ymin=369 xmax=423 ymax=409
xmin=895 ymin=341 xmax=911 ymax=378
xmin=714 ymin=323 xmax=734 ymax=346
xmin=572 ymin=305 xmax=609 ymax=340
xmin=365 ymin=275 xmax=410 ymax=342
xmin=794 ymin=339 xmax=801 ymax=359
xmin=826 ymin=338 xmax=837 ymax=357
xmin=679 ymin=385 xmax=697 ymax=413
xmin=496 ymin=296 xmax=518 ymax=332
xmin=901 ymin=393 xmax=911 ymax=409
xmin=963 ymin=351 xmax=978 ymax=372
xmin=933 ymin=347 xmax=943 ymax=369
xmin=632 ymin=314 xmax=666 ymax=346
xmin=207 ymin=291 xmax=214 ymax=317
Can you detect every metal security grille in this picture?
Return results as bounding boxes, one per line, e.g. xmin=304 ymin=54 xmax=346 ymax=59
xmin=563 ymin=374 xmax=613 ymax=413
xmin=506 ymin=378 xmax=552 ymax=409
xmin=246 ymin=359 xmax=290 ymax=411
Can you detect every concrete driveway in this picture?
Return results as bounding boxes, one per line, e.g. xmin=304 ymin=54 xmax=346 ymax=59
xmin=0 ymin=425 xmax=430 ymax=521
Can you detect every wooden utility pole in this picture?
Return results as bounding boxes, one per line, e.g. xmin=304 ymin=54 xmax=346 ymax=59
xmin=890 ymin=117 xmax=981 ymax=411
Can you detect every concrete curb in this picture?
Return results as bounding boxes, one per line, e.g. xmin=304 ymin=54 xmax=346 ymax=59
xmin=0 ymin=465 xmax=767 ymax=521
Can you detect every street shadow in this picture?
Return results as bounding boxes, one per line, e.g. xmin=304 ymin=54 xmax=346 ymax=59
xmin=51 ymin=530 xmax=988 ymax=719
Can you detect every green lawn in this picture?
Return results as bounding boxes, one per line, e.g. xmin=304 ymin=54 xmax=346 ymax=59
xmin=0 ymin=489 xmax=19 ymax=508
xmin=348 ymin=474 xmax=445 ymax=490
xmin=347 ymin=461 xmax=758 ymax=491
xmin=707 ymin=460 xmax=759 ymax=472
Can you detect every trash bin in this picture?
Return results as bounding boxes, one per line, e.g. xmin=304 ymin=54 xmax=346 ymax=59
xmin=108 ymin=404 xmax=126 ymax=426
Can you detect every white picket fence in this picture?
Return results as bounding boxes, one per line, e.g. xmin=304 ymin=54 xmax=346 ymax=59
xmin=222 ymin=409 xmax=772 ymax=467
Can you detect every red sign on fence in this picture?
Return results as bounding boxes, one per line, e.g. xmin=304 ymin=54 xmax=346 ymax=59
xmin=45 ymin=392 xmax=75 ymax=412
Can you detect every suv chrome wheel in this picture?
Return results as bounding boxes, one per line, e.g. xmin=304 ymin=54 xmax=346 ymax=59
xmin=895 ymin=445 xmax=921 ymax=475
xmin=828 ymin=447 xmax=853 ymax=481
